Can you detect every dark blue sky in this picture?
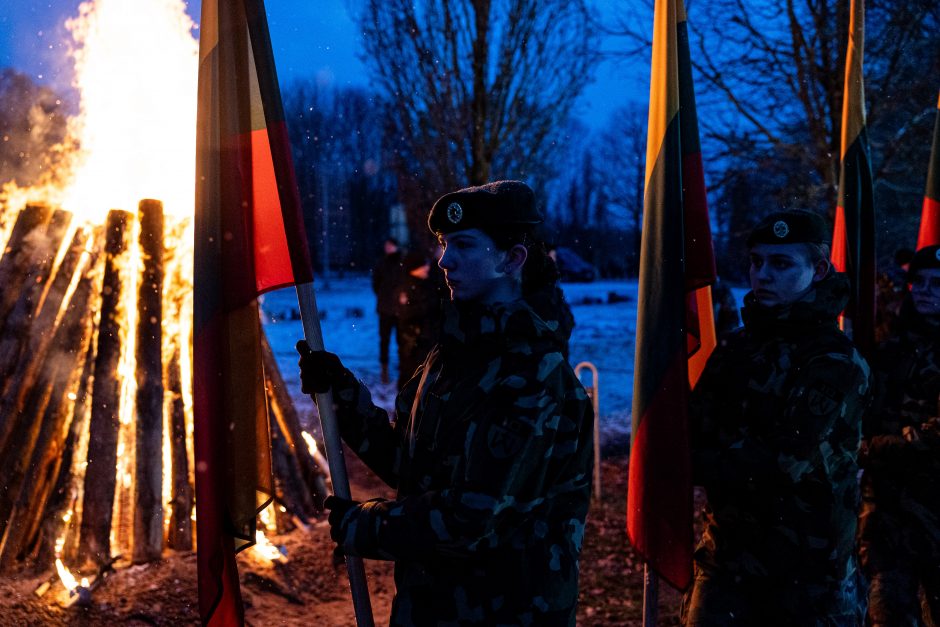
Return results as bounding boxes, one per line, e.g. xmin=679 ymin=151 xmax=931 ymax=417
xmin=0 ymin=0 xmax=643 ymax=130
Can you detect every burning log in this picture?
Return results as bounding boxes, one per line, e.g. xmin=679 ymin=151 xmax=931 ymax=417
xmin=261 ymin=332 xmax=327 ymax=517
xmin=164 ymin=218 xmax=193 ymax=551
xmin=133 ymin=199 xmax=164 ymax=564
xmin=165 ymin=338 xmax=193 ymax=550
xmin=0 ymin=209 xmax=72 ymax=378
xmin=0 ymin=204 xmax=54 ymax=325
xmin=0 ymin=208 xmax=71 ymax=453
xmin=0 ymin=224 xmax=89 ymax=422
xmin=0 ymin=233 xmax=103 ymax=569
xmin=269 ymin=403 xmax=315 ymax=525
xmin=42 ymin=322 xmax=99 ymax=569
xmin=78 ymin=209 xmax=134 ymax=568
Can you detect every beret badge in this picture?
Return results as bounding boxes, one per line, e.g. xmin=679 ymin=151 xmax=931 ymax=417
xmin=447 ymin=202 xmax=463 ymax=224
xmin=773 ymin=220 xmax=789 ymax=238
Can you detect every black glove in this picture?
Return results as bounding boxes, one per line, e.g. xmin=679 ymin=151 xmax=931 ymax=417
xmin=296 ymin=341 xmax=350 ymax=395
xmin=324 ymin=495 xmax=384 ymax=557
xmin=324 ymin=494 xmax=359 ymax=543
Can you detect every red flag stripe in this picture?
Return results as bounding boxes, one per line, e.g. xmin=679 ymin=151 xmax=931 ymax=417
xmin=194 ymin=0 xmax=314 ymax=623
xmin=916 ymin=95 xmax=940 ymax=249
xmin=831 ymin=0 xmax=875 ymax=355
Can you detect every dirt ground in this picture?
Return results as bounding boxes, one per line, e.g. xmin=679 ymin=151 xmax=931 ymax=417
xmin=0 ymin=454 xmax=685 ymax=626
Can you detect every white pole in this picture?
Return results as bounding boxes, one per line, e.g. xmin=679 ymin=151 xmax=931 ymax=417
xmin=574 ymin=362 xmax=602 ymax=500
xmin=295 ymin=281 xmax=375 ymax=627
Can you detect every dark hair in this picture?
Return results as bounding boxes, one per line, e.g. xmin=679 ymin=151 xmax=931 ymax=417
xmin=478 ymin=224 xmax=560 ymax=296
xmin=801 ymin=242 xmax=831 ymax=267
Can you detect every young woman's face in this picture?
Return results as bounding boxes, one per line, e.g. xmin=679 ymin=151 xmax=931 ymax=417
xmin=910 ymin=268 xmax=940 ymax=317
xmin=748 ymin=242 xmax=822 ymax=307
xmin=437 ymin=228 xmax=509 ymax=303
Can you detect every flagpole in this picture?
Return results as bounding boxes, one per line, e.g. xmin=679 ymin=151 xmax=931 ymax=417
xmin=295 ymin=281 xmax=375 ymax=627
xmin=643 ymin=565 xmax=659 ymax=626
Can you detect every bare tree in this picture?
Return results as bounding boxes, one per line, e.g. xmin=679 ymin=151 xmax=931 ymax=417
xmin=283 ymin=81 xmax=396 ymax=273
xmin=356 ymin=0 xmax=599 ymax=244
xmin=606 ymin=0 xmax=940 ymax=257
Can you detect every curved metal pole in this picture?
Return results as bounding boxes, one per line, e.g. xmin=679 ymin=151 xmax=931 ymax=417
xmin=295 ymin=282 xmax=375 ymax=627
xmin=574 ymin=361 xmax=602 ymax=500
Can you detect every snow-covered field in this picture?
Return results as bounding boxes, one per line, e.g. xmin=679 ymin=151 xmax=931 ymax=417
xmin=261 ymin=277 xmax=639 ymax=451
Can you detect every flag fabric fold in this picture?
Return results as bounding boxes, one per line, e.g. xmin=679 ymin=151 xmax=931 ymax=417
xmin=627 ymin=0 xmax=716 ymax=592
xmin=194 ymin=0 xmax=313 ymax=623
xmin=916 ymin=91 xmax=940 ymax=250
xmin=830 ymin=0 xmax=875 ymax=356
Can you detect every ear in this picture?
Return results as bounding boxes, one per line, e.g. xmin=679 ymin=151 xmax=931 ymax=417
xmin=500 ymin=244 xmax=528 ymax=275
xmin=812 ymin=258 xmax=830 ymax=283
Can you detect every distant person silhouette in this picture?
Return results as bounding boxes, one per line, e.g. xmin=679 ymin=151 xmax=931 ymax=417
xmin=395 ymin=251 xmax=441 ymax=391
xmin=371 ymin=237 xmax=402 ymax=384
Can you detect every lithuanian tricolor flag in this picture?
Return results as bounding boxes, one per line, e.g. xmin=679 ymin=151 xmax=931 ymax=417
xmin=194 ymin=0 xmax=313 ymax=623
xmin=830 ymin=0 xmax=875 ymax=355
xmin=627 ymin=0 xmax=716 ymax=592
xmin=916 ymin=91 xmax=940 ymax=249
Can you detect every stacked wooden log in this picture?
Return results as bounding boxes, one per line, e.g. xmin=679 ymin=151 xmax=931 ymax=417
xmin=0 ymin=202 xmax=327 ymax=582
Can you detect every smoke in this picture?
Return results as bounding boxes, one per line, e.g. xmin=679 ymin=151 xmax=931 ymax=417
xmin=0 ymin=68 xmax=70 ymax=188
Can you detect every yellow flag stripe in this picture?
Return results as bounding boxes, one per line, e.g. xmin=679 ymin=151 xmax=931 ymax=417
xmin=840 ymin=0 xmax=866 ymax=157
xmin=645 ymin=0 xmax=680 ymax=189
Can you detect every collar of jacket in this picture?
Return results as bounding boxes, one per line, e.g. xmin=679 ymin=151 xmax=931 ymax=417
xmin=740 ymin=270 xmax=849 ymax=337
xmin=439 ymin=296 xmax=563 ymax=356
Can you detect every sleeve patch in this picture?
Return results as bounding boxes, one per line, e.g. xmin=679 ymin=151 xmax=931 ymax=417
xmin=806 ymin=381 xmax=843 ymax=416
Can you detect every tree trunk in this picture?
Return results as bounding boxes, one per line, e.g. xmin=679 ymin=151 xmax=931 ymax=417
xmin=78 ymin=209 xmax=134 ymax=568
xmin=133 ymin=199 xmax=164 ymax=564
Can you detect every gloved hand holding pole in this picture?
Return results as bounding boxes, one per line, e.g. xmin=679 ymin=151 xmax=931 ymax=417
xmin=295 ymin=281 xmax=375 ymax=627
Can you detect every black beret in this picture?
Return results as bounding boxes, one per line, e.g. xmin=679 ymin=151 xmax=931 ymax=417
xmin=428 ymin=180 xmax=542 ymax=235
xmin=746 ymin=210 xmax=830 ymax=247
xmin=907 ymin=245 xmax=940 ymax=277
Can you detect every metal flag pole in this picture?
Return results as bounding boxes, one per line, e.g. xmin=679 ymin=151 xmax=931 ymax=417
xmin=643 ymin=565 xmax=659 ymax=626
xmin=295 ymin=281 xmax=375 ymax=627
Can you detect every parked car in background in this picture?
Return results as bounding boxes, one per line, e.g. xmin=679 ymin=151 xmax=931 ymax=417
xmin=551 ymin=246 xmax=597 ymax=282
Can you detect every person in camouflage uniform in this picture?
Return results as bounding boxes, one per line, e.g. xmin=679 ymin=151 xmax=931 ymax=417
xmin=858 ymin=244 xmax=940 ymax=626
xmin=297 ymin=181 xmax=594 ymax=626
xmin=683 ymin=210 xmax=872 ymax=626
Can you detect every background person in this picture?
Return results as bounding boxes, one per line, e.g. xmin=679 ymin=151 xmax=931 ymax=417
xmin=859 ymin=244 xmax=940 ymax=626
xmin=394 ymin=250 xmax=441 ymax=391
xmin=297 ymin=180 xmax=594 ymax=625
xmin=683 ymin=210 xmax=872 ymax=626
xmin=371 ymin=237 xmax=403 ymax=384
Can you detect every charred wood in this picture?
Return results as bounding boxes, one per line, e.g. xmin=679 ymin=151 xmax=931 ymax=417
xmin=132 ymin=199 xmax=164 ymax=564
xmin=0 ymin=245 xmax=102 ymax=569
xmin=78 ymin=209 xmax=133 ymax=568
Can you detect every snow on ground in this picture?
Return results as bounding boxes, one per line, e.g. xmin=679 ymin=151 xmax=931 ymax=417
xmin=260 ymin=276 xmax=748 ymax=456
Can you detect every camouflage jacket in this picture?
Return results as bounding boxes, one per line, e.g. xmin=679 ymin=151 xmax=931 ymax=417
xmin=689 ymin=272 xmax=871 ymax=585
xmin=859 ymin=303 xmax=940 ymax=554
xmin=330 ymin=297 xmax=594 ymax=625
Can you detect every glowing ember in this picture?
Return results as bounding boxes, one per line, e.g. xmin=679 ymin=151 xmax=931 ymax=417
xmin=302 ymin=430 xmax=331 ymax=480
xmin=55 ymin=559 xmax=82 ymax=592
xmin=252 ymin=530 xmax=284 ymax=563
